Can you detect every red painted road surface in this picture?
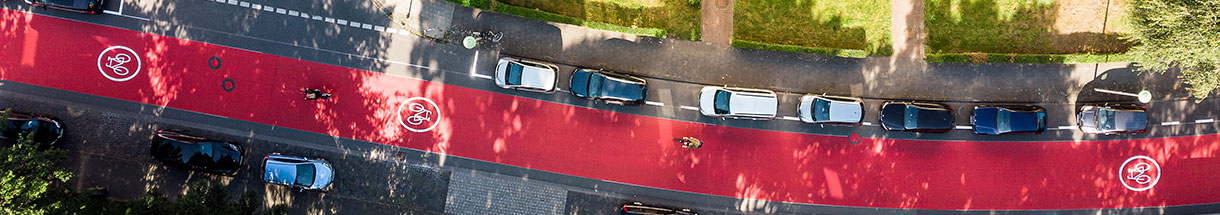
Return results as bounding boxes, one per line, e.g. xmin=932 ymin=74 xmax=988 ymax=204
xmin=3 ymin=9 xmax=1218 ymax=210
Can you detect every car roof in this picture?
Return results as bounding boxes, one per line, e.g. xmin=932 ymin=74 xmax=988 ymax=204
xmin=824 ymin=98 xmax=863 ymax=122
xmin=1111 ymin=109 xmax=1147 ymax=130
xmin=728 ymin=90 xmax=777 ymax=116
xmin=517 ymin=63 xmax=556 ymax=88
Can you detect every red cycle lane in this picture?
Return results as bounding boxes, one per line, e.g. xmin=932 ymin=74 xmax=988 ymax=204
xmin=2 ymin=9 xmax=1218 ymax=210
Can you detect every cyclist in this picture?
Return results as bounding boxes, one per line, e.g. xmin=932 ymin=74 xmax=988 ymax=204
xmin=676 ymin=137 xmax=702 ymax=149
xmin=301 ymin=88 xmax=331 ymax=100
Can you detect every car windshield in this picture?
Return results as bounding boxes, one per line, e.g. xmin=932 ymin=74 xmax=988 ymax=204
xmin=904 ymin=105 xmax=919 ymax=128
xmin=587 ymin=73 xmax=604 ymax=97
xmin=178 ymin=142 xmax=215 ymax=167
xmin=295 ymin=163 xmax=316 ymax=187
xmin=814 ymin=99 xmax=831 ymax=121
xmin=506 ymin=63 xmax=524 ymax=85
xmin=996 ymin=109 xmax=1012 ymax=133
xmin=1097 ymin=108 xmax=1116 ymax=130
xmin=714 ymin=90 xmax=731 ymax=114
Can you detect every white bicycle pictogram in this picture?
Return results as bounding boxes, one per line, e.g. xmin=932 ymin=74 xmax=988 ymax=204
xmin=1126 ymin=163 xmax=1152 ymax=184
xmin=105 ymin=53 xmax=132 ymax=76
xmin=405 ymin=103 xmax=433 ymax=126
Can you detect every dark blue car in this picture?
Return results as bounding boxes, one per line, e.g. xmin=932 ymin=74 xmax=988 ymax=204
xmin=25 ymin=0 xmax=104 ymax=14
xmin=0 ymin=111 xmax=64 ymax=146
xmin=149 ymin=130 xmax=244 ymax=175
xmin=971 ymin=105 xmax=1047 ymax=135
xmin=880 ymin=101 xmax=954 ymax=133
xmin=569 ymin=69 xmax=648 ymax=105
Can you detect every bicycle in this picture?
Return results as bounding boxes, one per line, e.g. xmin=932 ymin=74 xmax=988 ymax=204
xmin=673 ymin=137 xmax=702 ymax=149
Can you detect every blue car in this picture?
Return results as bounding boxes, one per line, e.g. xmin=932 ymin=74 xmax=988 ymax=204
xmin=971 ymin=105 xmax=1047 ymax=135
xmin=263 ymin=154 xmax=333 ymax=191
xmin=569 ymin=69 xmax=648 ymax=105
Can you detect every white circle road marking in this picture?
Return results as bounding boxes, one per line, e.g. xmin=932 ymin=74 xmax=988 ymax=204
xmin=397 ymin=97 xmax=440 ymax=133
xmin=1120 ymin=155 xmax=1160 ymax=192
xmin=96 ymin=46 xmax=142 ymax=82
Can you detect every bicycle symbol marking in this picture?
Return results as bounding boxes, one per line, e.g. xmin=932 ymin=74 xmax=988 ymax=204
xmin=397 ymin=97 xmax=440 ymax=133
xmin=405 ymin=103 xmax=433 ymax=126
xmin=1119 ymin=155 xmax=1160 ymax=192
xmin=96 ymin=46 xmax=142 ymax=82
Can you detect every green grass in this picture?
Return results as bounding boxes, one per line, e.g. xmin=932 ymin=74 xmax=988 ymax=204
xmin=732 ymin=40 xmax=868 ymax=58
xmin=495 ymin=0 xmax=701 ymax=40
xmin=734 ymin=0 xmax=892 ymax=56
xmin=926 ymin=53 xmax=1132 ymax=64
xmin=925 ymin=0 xmax=1132 ymax=55
xmin=444 ymin=0 xmax=672 ymax=38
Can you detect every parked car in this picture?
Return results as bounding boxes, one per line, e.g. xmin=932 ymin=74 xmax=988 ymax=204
xmin=1078 ymin=104 xmax=1147 ymax=134
xmin=880 ymin=101 xmax=954 ymax=132
xmin=0 ymin=110 xmax=64 ymax=146
xmin=698 ymin=86 xmax=778 ymax=120
xmin=149 ymin=130 xmax=244 ymax=175
xmin=797 ymin=94 xmax=864 ymax=124
xmin=263 ymin=154 xmax=334 ymax=191
xmin=25 ymin=0 xmax=104 ymax=14
xmin=569 ymin=69 xmax=648 ymax=105
xmin=971 ymin=105 xmax=1047 ymax=135
xmin=495 ymin=57 xmax=558 ymax=93
xmin=621 ymin=202 xmax=697 ymax=215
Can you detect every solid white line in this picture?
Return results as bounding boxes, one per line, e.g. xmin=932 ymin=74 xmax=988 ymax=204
xmin=288 ymin=11 xmax=299 ymax=16
xmin=472 ymin=74 xmax=492 ymax=80
xmin=955 ymin=125 xmax=972 ymax=130
xmin=1058 ymin=125 xmax=1077 ymax=130
xmin=679 ymin=106 xmax=700 ymax=111
xmin=644 ymin=101 xmax=664 ymax=106
xmin=1197 ymin=119 xmax=1216 ymax=124
xmin=780 ymin=116 xmax=800 ymax=121
xmin=1161 ymin=121 xmax=1181 ymax=126
xmin=102 ymin=10 xmax=151 ymax=21
xmin=861 ymin=122 xmax=873 ymax=126
xmin=239 ymin=1 xmax=249 ymax=7
xmin=1045 ymin=127 xmax=1060 ymax=130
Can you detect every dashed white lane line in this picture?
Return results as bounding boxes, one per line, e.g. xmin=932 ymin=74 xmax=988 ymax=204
xmin=374 ymin=26 xmax=386 ymax=32
xmin=1198 ymin=119 xmax=1215 ymax=124
xmin=337 ymin=19 xmax=348 ymax=25
xmin=226 ymin=0 xmax=237 ymax=5
xmin=679 ymin=105 xmax=700 ymax=111
xmin=472 ymin=74 xmax=493 ymax=80
xmin=239 ymin=1 xmax=249 ymax=7
xmin=644 ymin=101 xmax=664 ymax=107
xmin=288 ymin=10 xmax=299 ymax=16
xmin=262 ymin=6 xmax=274 ymax=12
xmin=861 ymin=122 xmax=874 ymax=126
xmin=251 ymin=4 xmax=261 ymax=10
xmin=555 ymin=89 xmax=569 ymax=93
xmin=312 ymin=16 xmax=323 ymax=21
xmin=362 ymin=24 xmax=373 ymax=30
xmin=324 ymin=18 xmax=335 ymax=23
xmin=954 ymin=125 xmax=972 ymax=130
xmin=386 ymin=28 xmax=399 ymax=34
xmin=780 ymin=116 xmax=800 ymax=121
xmin=1161 ymin=121 xmax=1181 ymax=126
xmin=1057 ymin=125 xmax=1077 ymax=130
xmin=275 ymin=8 xmax=286 ymax=14
xmin=349 ymin=22 xmax=362 ymax=28
xmin=299 ymin=13 xmax=311 ymax=19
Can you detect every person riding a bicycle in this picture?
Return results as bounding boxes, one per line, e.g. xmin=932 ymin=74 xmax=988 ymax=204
xmin=677 ymin=137 xmax=702 ymax=149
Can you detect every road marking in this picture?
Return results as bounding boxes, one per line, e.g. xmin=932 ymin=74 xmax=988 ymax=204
xmin=679 ymin=106 xmax=700 ymax=111
xmin=361 ymin=24 xmax=373 ymax=29
xmin=226 ymin=0 xmax=237 ymax=5
xmin=955 ymin=125 xmax=972 ymax=130
xmin=312 ymin=16 xmax=323 ymax=21
xmin=1161 ymin=121 xmax=1181 ymax=126
xmin=472 ymin=74 xmax=492 ymax=80
xmin=263 ymin=6 xmax=274 ymax=12
xmin=556 ymin=89 xmax=568 ymax=93
xmin=386 ymin=28 xmax=399 ymax=34
xmin=350 ymin=22 xmax=362 ymax=28
xmin=275 ymin=8 xmax=286 ymax=14
xmin=251 ymin=4 xmax=261 ymax=10
xmin=102 ymin=10 xmax=151 ymax=21
xmin=861 ymin=122 xmax=873 ymax=126
xmin=324 ymin=18 xmax=335 ymax=23
xmin=299 ymin=13 xmax=311 ymax=19
xmin=288 ymin=10 xmax=299 ymax=16
xmin=644 ymin=101 xmax=664 ymax=106
xmin=1197 ymin=119 xmax=1216 ymax=124
xmin=374 ymin=26 xmax=386 ymax=31
xmin=337 ymin=19 xmax=348 ymax=25
xmin=239 ymin=1 xmax=249 ymax=7
xmin=1058 ymin=125 xmax=1077 ymax=130
xmin=780 ymin=116 xmax=800 ymax=121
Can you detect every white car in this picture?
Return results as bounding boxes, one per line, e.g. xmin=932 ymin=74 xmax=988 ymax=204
xmin=495 ymin=57 xmax=558 ymax=93
xmin=698 ymin=86 xmax=778 ymax=120
xmin=797 ymin=94 xmax=864 ymax=124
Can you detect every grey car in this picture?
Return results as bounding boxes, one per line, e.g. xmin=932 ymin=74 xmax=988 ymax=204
xmin=262 ymin=154 xmax=334 ymax=191
xmin=797 ymin=94 xmax=864 ymax=124
xmin=1078 ymin=104 xmax=1147 ymax=135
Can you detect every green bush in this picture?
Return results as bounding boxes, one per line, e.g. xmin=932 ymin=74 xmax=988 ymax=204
xmin=732 ymin=40 xmax=869 ymax=58
xmin=689 ymin=0 xmax=701 ymax=6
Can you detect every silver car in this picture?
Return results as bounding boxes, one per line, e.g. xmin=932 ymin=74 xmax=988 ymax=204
xmin=262 ymin=154 xmax=334 ymax=191
xmin=495 ymin=57 xmax=558 ymax=93
xmin=797 ymin=94 xmax=864 ymax=124
xmin=698 ymin=86 xmax=778 ymax=120
xmin=1078 ymin=104 xmax=1147 ymax=135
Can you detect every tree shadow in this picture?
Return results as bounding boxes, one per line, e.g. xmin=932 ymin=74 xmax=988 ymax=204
xmin=925 ymin=0 xmax=1132 ymax=55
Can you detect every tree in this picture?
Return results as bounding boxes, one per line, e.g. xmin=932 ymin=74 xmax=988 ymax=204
xmin=0 ymin=109 xmax=74 ymax=215
xmin=1125 ymin=0 xmax=1220 ymax=101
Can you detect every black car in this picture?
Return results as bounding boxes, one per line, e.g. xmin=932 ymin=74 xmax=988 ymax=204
xmin=971 ymin=105 xmax=1047 ymax=135
xmin=149 ymin=130 xmax=244 ymax=175
xmin=880 ymin=101 xmax=954 ymax=132
xmin=1078 ymin=104 xmax=1147 ymax=135
xmin=570 ymin=69 xmax=648 ymax=105
xmin=25 ymin=0 xmax=104 ymax=14
xmin=0 ymin=111 xmax=64 ymax=146
xmin=621 ymin=202 xmax=696 ymax=215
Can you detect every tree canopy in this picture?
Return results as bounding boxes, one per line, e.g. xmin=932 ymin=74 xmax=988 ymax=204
xmin=1125 ymin=0 xmax=1220 ymax=101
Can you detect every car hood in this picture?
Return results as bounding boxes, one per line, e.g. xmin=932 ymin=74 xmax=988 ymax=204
xmin=698 ymin=87 xmax=718 ymax=116
xmin=1078 ymin=107 xmax=1099 ymax=132
xmin=494 ymin=59 xmax=509 ymax=87
xmin=971 ymin=108 xmax=999 ymax=134
xmin=569 ymin=70 xmax=593 ymax=97
xmin=311 ymin=162 xmax=334 ymax=190
xmin=880 ymin=104 xmax=905 ymax=130
xmin=797 ymin=96 xmax=815 ymax=122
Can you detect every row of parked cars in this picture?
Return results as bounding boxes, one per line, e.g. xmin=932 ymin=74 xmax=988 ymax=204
xmin=149 ymin=130 xmax=334 ymax=191
xmin=493 ymin=57 xmax=1150 ymax=135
